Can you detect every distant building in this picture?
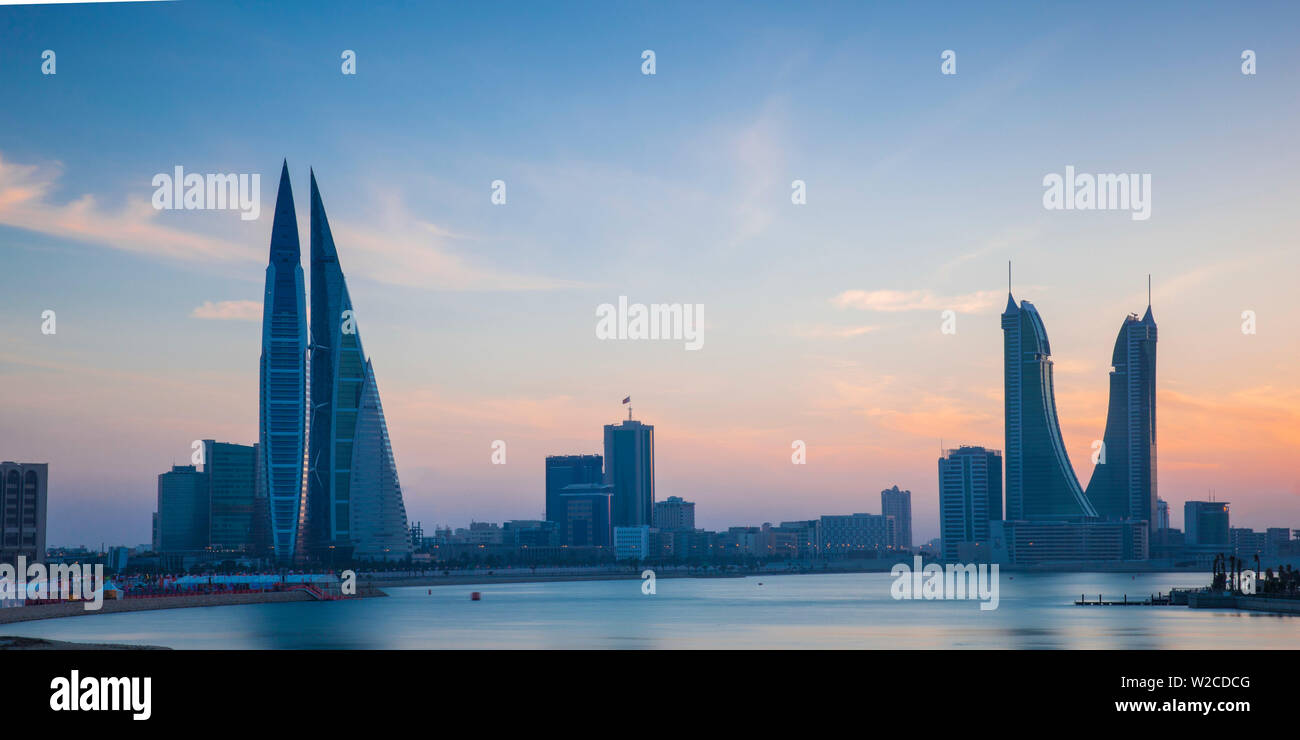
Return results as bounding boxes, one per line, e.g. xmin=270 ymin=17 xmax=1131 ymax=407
xmin=204 ymin=440 xmax=260 ymax=554
xmin=557 ymin=483 xmax=613 ymax=547
xmin=614 ymin=525 xmax=654 ymax=560
xmin=778 ymin=520 xmax=820 ymax=558
xmin=1 ymin=462 xmax=48 ymax=566
xmin=880 ymin=486 xmax=913 ymax=549
xmin=990 ymin=519 xmax=1148 ymax=565
xmin=545 ymin=454 xmax=603 ymax=525
xmin=604 ymin=419 xmax=655 ymax=528
xmin=1156 ymin=498 xmax=1169 ymax=530
xmin=653 ymin=496 xmax=695 ymax=531
xmin=503 ymin=520 xmax=559 ymax=548
xmin=938 ymin=446 xmax=1002 ymax=563
xmin=156 ymin=465 xmax=207 ymax=554
xmin=1265 ymin=528 xmax=1291 ymax=558
xmin=819 ymin=513 xmax=894 ymax=555
xmin=1231 ymin=528 xmax=1266 ymax=559
xmin=1184 ymin=501 xmax=1230 ymax=546
xmin=107 ymin=546 xmax=129 ymax=572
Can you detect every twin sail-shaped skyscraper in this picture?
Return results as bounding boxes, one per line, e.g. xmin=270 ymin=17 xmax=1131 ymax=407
xmin=258 ymin=162 xmax=412 ymax=563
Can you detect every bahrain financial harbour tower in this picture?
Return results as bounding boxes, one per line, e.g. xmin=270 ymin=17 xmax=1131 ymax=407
xmin=258 ymin=162 xmax=412 ymax=563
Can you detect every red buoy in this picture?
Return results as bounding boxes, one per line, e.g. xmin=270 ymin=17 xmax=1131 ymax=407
xmin=471 ymin=591 xmax=481 ymax=601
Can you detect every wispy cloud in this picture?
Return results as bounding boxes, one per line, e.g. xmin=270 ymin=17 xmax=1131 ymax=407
xmin=0 ymin=153 xmax=257 ymax=263
xmin=0 ymin=152 xmax=580 ymax=292
xmin=832 ymin=289 xmax=1002 ymax=313
xmin=191 ymin=300 xmax=261 ymax=321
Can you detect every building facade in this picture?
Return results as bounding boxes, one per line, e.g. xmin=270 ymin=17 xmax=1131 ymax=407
xmin=653 ymin=496 xmax=695 ymax=532
xmin=818 ymin=513 xmax=895 ymax=555
xmin=0 ymin=462 xmax=47 ymax=565
xmin=1084 ymin=305 xmax=1157 ymax=534
xmin=880 ymin=485 xmax=912 ymax=549
xmin=557 ymin=483 xmax=613 ymax=547
xmin=1184 ymin=501 xmax=1230 ymax=546
xmin=259 ymin=161 xmax=309 ymax=561
xmin=204 ymin=440 xmax=260 ymax=553
xmin=989 ymin=519 xmax=1148 ymax=565
xmin=938 ymin=446 xmax=1002 ymax=563
xmin=544 ymin=454 xmax=603 ymax=524
xmin=1002 ymin=292 xmax=1096 ymax=521
xmin=157 ymin=465 xmax=207 ymax=554
xmin=603 ymin=419 xmax=654 ymax=528
xmin=306 ymin=171 xmax=412 ymax=562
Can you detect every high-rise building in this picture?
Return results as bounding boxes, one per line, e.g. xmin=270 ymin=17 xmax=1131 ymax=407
xmin=307 ymin=171 xmax=412 ymax=562
xmin=545 ymin=454 xmax=603 ymax=524
xmin=204 ymin=440 xmax=259 ymax=553
xmin=557 ymin=483 xmax=613 ymax=547
xmin=1184 ymin=501 xmax=1230 ymax=546
xmin=1 ymin=462 xmax=47 ymax=565
xmin=259 ymin=161 xmax=308 ymax=562
xmin=1156 ymin=498 xmax=1169 ymax=530
xmin=603 ymin=419 xmax=654 ymax=528
xmin=880 ymin=485 xmax=912 ymax=549
xmin=1084 ymin=299 xmax=1157 ymax=534
xmin=938 ymin=446 xmax=1002 ymax=562
xmin=1002 ymin=287 xmax=1096 ymax=521
xmin=156 ymin=465 xmax=207 ymax=554
xmin=653 ymin=496 xmax=695 ymax=532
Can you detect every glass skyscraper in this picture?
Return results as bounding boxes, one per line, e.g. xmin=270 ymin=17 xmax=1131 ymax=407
xmin=258 ymin=161 xmax=308 ymax=562
xmin=203 ymin=440 xmax=260 ymax=553
xmin=1083 ymin=304 xmax=1157 ymax=533
xmin=603 ymin=419 xmax=654 ymax=528
xmin=938 ymin=446 xmax=1001 ymax=562
xmin=1002 ymin=291 xmax=1096 ymax=520
xmin=306 ymin=171 xmax=412 ymax=562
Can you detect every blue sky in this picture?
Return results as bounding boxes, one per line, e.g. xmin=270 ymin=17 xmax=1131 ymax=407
xmin=1 ymin=0 xmax=1298 ymax=546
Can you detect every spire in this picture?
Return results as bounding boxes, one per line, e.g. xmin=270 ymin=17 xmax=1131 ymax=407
xmin=269 ymin=159 xmax=300 ymax=259
xmin=1004 ymin=260 xmax=1018 ymax=313
xmin=1142 ymin=274 xmax=1155 ymax=323
xmin=309 ymin=168 xmax=338 ymax=263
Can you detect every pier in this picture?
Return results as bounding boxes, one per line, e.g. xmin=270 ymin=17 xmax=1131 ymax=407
xmin=1073 ymin=592 xmax=1172 ymax=606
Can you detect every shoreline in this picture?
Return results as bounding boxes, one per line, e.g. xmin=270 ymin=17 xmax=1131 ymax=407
xmin=0 ymin=590 xmax=323 ymax=626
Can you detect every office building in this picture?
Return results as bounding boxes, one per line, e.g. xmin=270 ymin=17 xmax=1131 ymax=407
xmin=545 ymin=454 xmax=603 ymax=524
xmin=880 ymin=485 xmax=913 ymax=549
xmin=603 ymin=418 xmax=654 ymax=528
xmin=614 ymin=525 xmax=654 ymax=561
xmin=306 ymin=171 xmax=412 ymax=562
xmin=258 ymin=161 xmax=309 ymax=561
xmin=1084 ymin=299 xmax=1158 ymax=534
xmin=1184 ymin=501 xmax=1230 ymax=546
xmin=938 ymin=446 xmax=1002 ymax=563
xmin=653 ymin=496 xmax=695 ymax=532
xmin=819 ymin=513 xmax=894 ymax=554
xmin=1002 ymin=287 xmax=1096 ymax=520
xmin=156 ymin=465 xmax=207 ymax=554
xmin=989 ymin=519 xmax=1148 ymax=565
xmin=557 ymin=483 xmax=613 ymax=547
xmin=0 ymin=462 xmax=47 ymax=565
xmin=204 ymin=440 xmax=259 ymax=553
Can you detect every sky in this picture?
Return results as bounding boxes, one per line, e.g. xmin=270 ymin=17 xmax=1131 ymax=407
xmin=1 ymin=0 xmax=1298 ymax=547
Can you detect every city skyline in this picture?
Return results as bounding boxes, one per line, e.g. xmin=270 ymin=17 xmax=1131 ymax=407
xmin=1 ymin=1 xmax=1298 ymax=547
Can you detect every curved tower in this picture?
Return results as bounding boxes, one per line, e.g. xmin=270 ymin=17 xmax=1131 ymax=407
xmin=258 ymin=161 xmax=308 ymax=561
xmin=307 ymin=171 xmax=412 ymax=562
xmin=1084 ymin=299 xmax=1157 ymax=532
xmin=1002 ymin=290 xmax=1096 ymax=521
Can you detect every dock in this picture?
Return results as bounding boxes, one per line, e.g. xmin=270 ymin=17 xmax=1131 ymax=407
xmin=1073 ymin=592 xmax=1172 ymax=606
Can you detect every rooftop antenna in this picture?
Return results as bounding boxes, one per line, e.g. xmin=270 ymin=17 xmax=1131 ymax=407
xmin=1147 ymin=274 xmax=1152 ymax=307
xmin=1008 ymin=260 xmax=1012 ymax=293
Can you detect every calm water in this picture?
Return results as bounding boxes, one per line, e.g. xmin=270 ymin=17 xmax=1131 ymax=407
xmin=6 ymin=572 xmax=1297 ymax=649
